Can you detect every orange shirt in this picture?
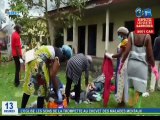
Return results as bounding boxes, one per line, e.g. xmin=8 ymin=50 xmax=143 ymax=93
xmin=120 ymin=39 xmax=128 ymax=48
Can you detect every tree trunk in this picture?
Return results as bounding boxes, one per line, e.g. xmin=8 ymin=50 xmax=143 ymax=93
xmin=45 ymin=0 xmax=57 ymax=46
xmin=45 ymin=0 xmax=50 ymax=45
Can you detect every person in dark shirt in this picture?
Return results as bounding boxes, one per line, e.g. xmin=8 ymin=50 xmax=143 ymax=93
xmin=150 ymin=34 xmax=160 ymax=92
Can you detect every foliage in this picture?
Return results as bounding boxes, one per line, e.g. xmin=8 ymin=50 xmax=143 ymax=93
xmin=1 ymin=56 xmax=8 ymax=62
xmin=19 ymin=0 xmax=87 ymax=27
xmin=8 ymin=0 xmax=86 ymax=45
xmin=53 ymin=0 xmax=87 ymax=27
xmin=8 ymin=0 xmax=48 ymax=44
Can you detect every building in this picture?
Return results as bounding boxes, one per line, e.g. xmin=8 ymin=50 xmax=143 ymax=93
xmin=48 ymin=0 xmax=160 ymax=58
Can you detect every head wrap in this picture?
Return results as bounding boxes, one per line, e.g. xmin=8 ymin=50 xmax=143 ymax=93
xmin=117 ymin=27 xmax=129 ymax=35
xmin=61 ymin=45 xmax=72 ymax=59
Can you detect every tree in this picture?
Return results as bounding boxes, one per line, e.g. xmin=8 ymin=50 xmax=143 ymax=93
xmin=8 ymin=0 xmax=87 ymax=46
xmin=8 ymin=0 xmax=46 ymax=46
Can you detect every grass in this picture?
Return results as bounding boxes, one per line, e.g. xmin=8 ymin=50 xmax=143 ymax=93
xmin=0 ymin=61 xmax=160 ymax=116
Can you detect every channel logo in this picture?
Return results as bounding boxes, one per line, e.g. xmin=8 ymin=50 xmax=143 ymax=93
xmin=135 ymin=7 xmax=154 ymax=34
xmin=135 ymin=8 xmax=152 ymax=18
xmin=7 ymin=11 xmax=20 ymax=16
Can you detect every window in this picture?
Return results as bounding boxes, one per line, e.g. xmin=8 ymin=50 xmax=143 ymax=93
xmin=67 ymin=27 xmax=73 ymax=41
xmin=102 ymin=23 xmax=114 ymax=42
xmin=125 ymin=21 xmax=134 ymax=32
xmin=102 ymin=24 xmax=106 ymax=42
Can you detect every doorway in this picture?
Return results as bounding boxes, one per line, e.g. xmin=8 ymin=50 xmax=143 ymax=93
xmin=55 ymin=28 xmax=64 ymax=47
xmin=88 ymin=25 xmax=97 ymax=56
xmin=125 ymin=21 xmax=135 ymax=33
xmin=78 ymin=26 xmax=85 ymax=54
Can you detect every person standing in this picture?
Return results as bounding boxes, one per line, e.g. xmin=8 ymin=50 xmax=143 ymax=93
xmin=150 ymin=34 xmax=160 ymax=92
xmin=11 ymin=24 xmax=23 ymax=87
xmin=65 ymin=54 xmax=93 ymax=105
xmin=119 ymin=32 xmax=159 ymax=108
xmin=105 ymin=27 xmax=129 ymax=107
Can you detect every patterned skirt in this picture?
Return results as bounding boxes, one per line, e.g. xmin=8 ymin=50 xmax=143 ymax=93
xmin=115 ymin=56 xmax=129 ymax=103
xmin=23 ymin=59 xmax=50 ymax=97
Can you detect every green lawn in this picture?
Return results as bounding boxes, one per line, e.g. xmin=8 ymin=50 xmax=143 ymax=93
xmin=0 ymin=61 xmax=160 ymax=116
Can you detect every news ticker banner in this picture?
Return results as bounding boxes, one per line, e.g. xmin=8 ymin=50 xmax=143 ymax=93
xmin=1 ymin=101 xmax=160 ymax=115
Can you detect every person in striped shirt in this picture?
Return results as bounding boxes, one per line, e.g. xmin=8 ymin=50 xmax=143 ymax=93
xmin=65 ymin=53 xmax=93 ymax=104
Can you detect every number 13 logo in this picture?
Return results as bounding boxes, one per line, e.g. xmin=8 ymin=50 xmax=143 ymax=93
xmin=5 ymin=102 xmax=13 ymax=109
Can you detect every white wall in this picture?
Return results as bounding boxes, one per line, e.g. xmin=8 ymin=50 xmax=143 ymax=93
xmin=63 ymin=5 xmax=160 ymax=58
xmin=79 ymin=14 xmax=106 ymax=57
xmin=63 ymin=14 xmax=107 ymax=57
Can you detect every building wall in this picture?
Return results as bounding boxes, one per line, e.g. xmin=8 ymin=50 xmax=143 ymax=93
xmin=63 ymin=5 xmax=160 ymax=58
xmin=64 ymin=14 xmax=106 ymax=57
xmin=78 ymin=14 xmax=106 ymax=57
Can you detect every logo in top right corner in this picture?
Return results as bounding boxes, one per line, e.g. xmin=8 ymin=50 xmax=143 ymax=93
xmin=135 ymin=8 xmax=154 ymax=34
xmin=135 ymin=8 xmax=152 ymax=18
xmin=143 ymin=8 xmax=152 ymax=18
